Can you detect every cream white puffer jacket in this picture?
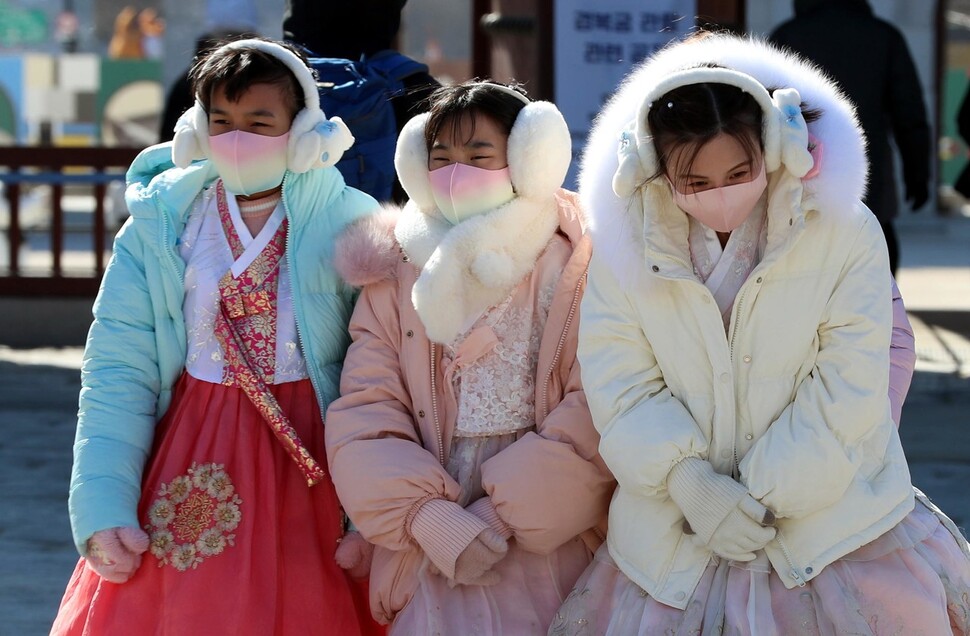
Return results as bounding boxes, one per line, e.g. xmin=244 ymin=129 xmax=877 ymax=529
xmin=577 ymin=34 xmax=913 ymax=609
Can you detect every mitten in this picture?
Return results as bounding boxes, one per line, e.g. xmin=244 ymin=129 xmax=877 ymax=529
xmin=466 ymin=497 xmax=513 ymax=540
xmin=409 ymin=497 xmax=496 ymax=580
xmin=85 ymin=526 xmax=150 ymax=583
xmin=451 ymin=527 xmax=508 ymax=586
xmin=334 ymin=531 xmax=374 ymax=580
xmin=667 ymin=457 xmax=775 ymax=562
xmin=699 ymin=495 xmax=777 ymax=561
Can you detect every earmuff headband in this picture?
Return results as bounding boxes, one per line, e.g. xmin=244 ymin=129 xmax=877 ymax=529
xmin=479 ymin=82 xmax=532 ymax=105
xmin=209 ymin=39 xmax=320 ymax=112
xmin=611 ymin=65 xmax=813 ymax=198
xmin=171 ymin=38 xmax=355 ymax=173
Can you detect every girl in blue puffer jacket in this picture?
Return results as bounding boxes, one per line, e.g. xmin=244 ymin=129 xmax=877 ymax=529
xmin=51 ymin=38 xmax=381 ymax=635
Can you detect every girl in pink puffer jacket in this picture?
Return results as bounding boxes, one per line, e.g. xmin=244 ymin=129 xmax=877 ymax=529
xmin=324 ymin=82 xmax=615 ymax=634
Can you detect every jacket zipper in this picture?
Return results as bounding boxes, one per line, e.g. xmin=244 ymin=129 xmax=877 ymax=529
xmin=540 ymin=269 xmax=587 ymax=419
xmin=775 ymin=530 xmax=806 ymax=587
xmin=727 ymin=286 xmax=749 ymax=478
xmin=278 ymin=174 xmax=322 ymax=407
xmin=429 ymin=343 xmax=445 ymax=465
xmin=159 ymin=198 xmax=184 ymax=286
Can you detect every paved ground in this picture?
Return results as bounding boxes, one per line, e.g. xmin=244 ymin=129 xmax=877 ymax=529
xmin=0 ymin=214 xmax=967 ymax=636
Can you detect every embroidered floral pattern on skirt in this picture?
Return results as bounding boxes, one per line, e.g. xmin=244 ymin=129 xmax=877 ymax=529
xmin=146 ymin=461 xmax=243 ymax=571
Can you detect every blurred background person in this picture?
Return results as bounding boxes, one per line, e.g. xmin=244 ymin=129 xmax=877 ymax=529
xmin=771 ymin=0 xmax=932 ymax=275
xmin=107 ymin=6 xmax=166 ymax=60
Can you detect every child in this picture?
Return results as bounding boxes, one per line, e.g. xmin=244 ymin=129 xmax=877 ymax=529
xmin=325 ymin=81 xmax=615 ymax=634
xmin=51 ymin=38 xmax=382 ymax=635
xmin=550 ymin=33 xmax=970 ymax=634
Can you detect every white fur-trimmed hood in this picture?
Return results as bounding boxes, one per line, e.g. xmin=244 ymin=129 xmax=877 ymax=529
xmin=580 ymin=34 xmax=868 ymax=282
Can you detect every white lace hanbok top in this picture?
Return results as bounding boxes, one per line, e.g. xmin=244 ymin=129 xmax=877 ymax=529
xmin=178 ymin=185 xmax=308 ymax=384
xmin=441 ymin=234 xmax=570 ymax=505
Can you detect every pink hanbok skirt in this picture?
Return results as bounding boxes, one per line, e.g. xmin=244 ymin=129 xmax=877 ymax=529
xmin=51 ymin=372 xmax=382 ymax=636
xmin=550 ymin=501 xmax=970 ymax=635
xmin=391 ymin=537 xmax=592 ymax=636
xmin=387 ymin=433 xmax=594 ymax=635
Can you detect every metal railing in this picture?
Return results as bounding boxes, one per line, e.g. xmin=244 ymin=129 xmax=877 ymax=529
xmin=0 ymin=146 xmax=142 ymax=296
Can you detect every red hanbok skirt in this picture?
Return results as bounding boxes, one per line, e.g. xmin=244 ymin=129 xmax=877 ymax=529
xmin=52 ymin=372 xmax=383 ymax=635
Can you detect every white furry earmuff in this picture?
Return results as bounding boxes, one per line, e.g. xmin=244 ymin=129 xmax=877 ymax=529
xmin=171 ymin=38 xmax=355 ymax=173
xmin=393 ymin=82 xmax=572 ymax=214
xmin=612 ymin=66 xmax=815 ymax=198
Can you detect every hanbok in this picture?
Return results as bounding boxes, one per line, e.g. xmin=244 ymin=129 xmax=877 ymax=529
xmin=52 ymin=182 xmax=379 ymax=635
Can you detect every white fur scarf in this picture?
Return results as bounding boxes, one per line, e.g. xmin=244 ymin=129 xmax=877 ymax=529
xmin=394 ymin=195 xmax=560 ymax=345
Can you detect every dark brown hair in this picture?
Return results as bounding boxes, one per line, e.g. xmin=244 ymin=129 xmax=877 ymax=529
xmin=189 ymin=38 xmax=310 ymax=118
xmin=648 ymin=81 xmax=764 ymax=182
xmin=423 ymin=81 xmax=529 ymax=153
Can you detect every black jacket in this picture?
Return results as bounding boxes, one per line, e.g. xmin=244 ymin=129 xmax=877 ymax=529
xmin=771 ymin=0 xmax=931 ymax=221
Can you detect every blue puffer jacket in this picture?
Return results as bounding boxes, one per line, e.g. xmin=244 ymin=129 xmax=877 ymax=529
xmin=69 ymin=143 xmax=378 ymax=555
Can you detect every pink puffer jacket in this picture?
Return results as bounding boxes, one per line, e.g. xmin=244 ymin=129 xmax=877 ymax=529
xmin=326 ymin=190 xmax=614 ymax=624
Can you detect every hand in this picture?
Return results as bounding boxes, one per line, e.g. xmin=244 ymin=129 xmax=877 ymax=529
xmin=451 ymin=528 xmax=508 ymax=586
xmin=85 ymin=526 xmax=150 ymax=583
xmin=408 ymin=497 xmax=495 ymax=580
xmin=666 ymin=457 xmax=776 ymax=561
xmin=334 ymin=531 xmax=374 ymax=580
xmin=905 ymin=181 xmax=929 ymax=211
xmin=693 ymin=494 xmax=776 ymax=562
xmin=667 ymin=458 xmax=747 ymax=543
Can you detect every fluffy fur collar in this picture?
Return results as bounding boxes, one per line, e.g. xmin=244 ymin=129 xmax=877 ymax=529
xmin=334 ymin=196 xmax=562 ymax=345
xmin=399 ymin=195 xmax=559 ymax=344
xmin=580 ymin=34 xmax=867 ymax=284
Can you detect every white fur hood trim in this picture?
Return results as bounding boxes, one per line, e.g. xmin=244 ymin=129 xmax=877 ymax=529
xmin=580 ymin=34 xmax=867 ymax=283
xmin=394 ymin=195 xmax=560 ymax=345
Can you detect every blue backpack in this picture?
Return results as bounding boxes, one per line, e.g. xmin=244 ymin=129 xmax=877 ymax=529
xmin=308 ymin=51 xmax=429 ymax=202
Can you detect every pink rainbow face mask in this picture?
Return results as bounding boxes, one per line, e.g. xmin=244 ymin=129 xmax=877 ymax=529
xmin=208 ymin=130 xmax=290 ymax=196
xmin=669 ymin=163 xmax=768 ymax=233
xmin=429 ymin=162 xmax=515 ymax=225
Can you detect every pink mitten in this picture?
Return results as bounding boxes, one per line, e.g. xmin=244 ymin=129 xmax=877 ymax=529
xmin=409 ymin=497 xmax=502 ymax=582
xmin=85 ymin=526 xmax=150 ymax=583
xmin=334 ymin=531 xmax=374 ymax=580
xmin=452 ymin=527 xmax=508 ymax=586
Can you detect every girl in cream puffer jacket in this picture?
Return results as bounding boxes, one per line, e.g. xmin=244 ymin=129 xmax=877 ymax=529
xmin=326 ymin=82 xmax=614 ymax=634
xmin=551 ymin=33 xmax=970 ymax=634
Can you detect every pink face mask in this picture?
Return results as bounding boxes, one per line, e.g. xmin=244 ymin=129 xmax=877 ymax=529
xmin=669 ymin=163 xmax=767 ymax=233
xmin=208 ymin=130 xmax=290 ymax=196
xmin=429 ymin=162 xmax=515 ymax=225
